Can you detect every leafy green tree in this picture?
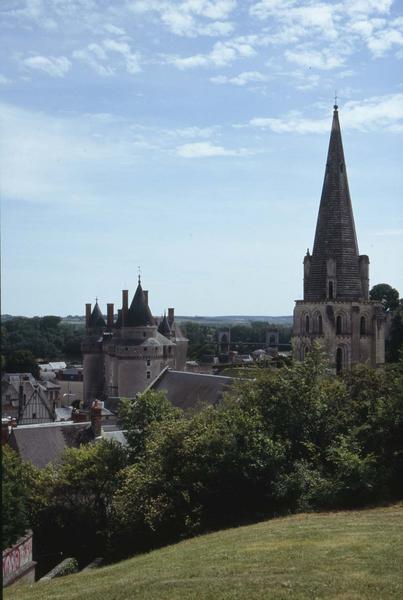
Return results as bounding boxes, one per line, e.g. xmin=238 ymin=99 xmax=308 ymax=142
xmin=6 ymin=349 xmax=39 ymax=378
xmin=32 ymin=440 xmax=129 ymax=564
xmin=370 ymin=283 xmax=399 ymax=311
xmin=119 ymin=390 xmax=181 ymax=459
xmin=389 ymin=310 xmax=403 ymax=363
xmin=2 ymin=447 xmax=32 ymax=549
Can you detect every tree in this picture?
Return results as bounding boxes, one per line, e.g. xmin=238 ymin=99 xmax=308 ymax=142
xmin=370 ymin=283 xmax=399 ymax=312
xmin=2 ymin=447 xmax=32 ymax=549
xmin=119 ymin=390 xmax=181 ymax=459
xmin=6 ymin=349 xmax=39 ymax=378
xmin=389 ymin=310 xmax=403 ymax=362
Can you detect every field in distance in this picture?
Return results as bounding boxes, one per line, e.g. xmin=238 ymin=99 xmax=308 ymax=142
xmin=9 ymin=504 xmax=403 ymax=600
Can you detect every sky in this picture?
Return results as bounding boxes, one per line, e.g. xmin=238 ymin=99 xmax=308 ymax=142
xmin=1 ymin=0 xmax=402 ymax=318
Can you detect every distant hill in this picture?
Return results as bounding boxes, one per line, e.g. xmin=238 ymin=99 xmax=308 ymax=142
xmin=8 ymin=504 xmax=403 ymax=600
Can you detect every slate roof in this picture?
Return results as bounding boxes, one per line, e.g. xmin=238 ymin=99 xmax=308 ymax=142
xmin=305 ymin=105 xmax=363 ymax=301
xmin=88 ymin=302 xmax=106 ymax=329
xmin=9 ymin=422 xmax=94 ymax=468
xmin=127 ymin=281 xmax=155 ymax=327
xmin=158 ymin=314 xmax=171 ymax=338
xmin=150 ymin=369 xmax=233 ymax=410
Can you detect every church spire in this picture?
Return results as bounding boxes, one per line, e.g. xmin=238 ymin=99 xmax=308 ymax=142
xmin=304 ymin=104 xmax=363 ymax=301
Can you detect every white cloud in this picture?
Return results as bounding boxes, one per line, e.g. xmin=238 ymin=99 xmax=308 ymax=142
xmin=128 ymin=0 xmax=236 ymax=37
xmin=249 ymin=93 xmax=403 ymax=134
xmin=176 ymin=140 xmax=243 ymax=157
xmin=73 ymin=39 xmax=141 ymax=76
xmin=103 ymin=23 xmax=127 ymax=36
xmin=21 ymin=55 xmax=71 ymax=77
xmin=285 ymin=48 xmax=345 ymax=70
xmin=169 ymin=37 xmax=256 ymax=69
xmin=210 ymin=70 xmax=268 ymax=85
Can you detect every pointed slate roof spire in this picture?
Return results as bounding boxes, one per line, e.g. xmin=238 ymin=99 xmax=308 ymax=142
xmin=127 ymin=277 xmax=155 ymax=327
xmin=158 ymin=312 xmax=171 ymax=338
xmin=88 ymin=300 xmax=106 ymax=329
xmin=304 ymin=104 xmax=363 ymax=301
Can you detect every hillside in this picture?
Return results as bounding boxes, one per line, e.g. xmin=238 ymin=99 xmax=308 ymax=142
xmin=8 ymin=504 xmax=403 ymax=600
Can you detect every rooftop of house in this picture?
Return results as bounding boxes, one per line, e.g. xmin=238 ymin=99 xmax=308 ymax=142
xmin=149 ymin=368 xmax=233 ymax=411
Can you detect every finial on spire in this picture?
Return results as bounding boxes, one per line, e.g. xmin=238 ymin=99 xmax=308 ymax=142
xmin=95 ymin=296 xmax=98 ymax=304
xmin=138 ymin=265 xmax=141 ymax=284
xmin=334 ymin=90 xmax=338 ymax=111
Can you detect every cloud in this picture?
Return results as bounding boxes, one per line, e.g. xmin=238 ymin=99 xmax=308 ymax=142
xmin=285 ymin=48 xmax=345 ymax=70
xmin=210 ymin=70 xmax=269 ymax=85
xmin=21 ymin=55 xmax=71 ymax=77
xmin=73 ymin=39 xmax=141 ymax=76
xmin=103 ymin=23 xmax=127 ymax=36
xmin=249 ymin=93 xmax=403 ymax=134
xmin=128 ymin=0 xmax=236 ymax=37
xmin=176 ymin=140 xmax=244 ymax=157
xmin=169 ymin=37 xmax=256 ymax=69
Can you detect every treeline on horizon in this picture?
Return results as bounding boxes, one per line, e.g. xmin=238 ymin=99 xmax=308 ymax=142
xmin=1 ymin=315 xmax=292 ymax=375
xmin=3 ymin=346 xmax=403 ymax=571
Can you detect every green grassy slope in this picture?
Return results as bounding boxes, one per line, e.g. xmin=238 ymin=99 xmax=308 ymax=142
xmin=9 ymin=505 xmax=403 ymax=600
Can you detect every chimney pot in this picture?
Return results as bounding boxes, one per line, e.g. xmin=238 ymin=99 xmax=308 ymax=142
xmin=91 ymin=399 xmax=102 ymax=437
xmin=85 ymin=303 xmax=92 ymax=328
xmin=107 ymin=303 xmax=114 ymax=329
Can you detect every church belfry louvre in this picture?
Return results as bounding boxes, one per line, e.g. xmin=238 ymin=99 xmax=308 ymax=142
xmin=292 ymin=103 xmax=385 ymax=372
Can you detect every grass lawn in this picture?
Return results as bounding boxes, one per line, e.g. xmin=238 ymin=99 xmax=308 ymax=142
xmin=8 ymin=504 xmax=403 ymax=600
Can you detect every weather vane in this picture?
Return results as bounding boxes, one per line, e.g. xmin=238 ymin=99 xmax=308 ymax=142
xmin=334 ymin=90 xmax=338 ymax=109
xmin=138 ymin=265 xmax=141 ymax=284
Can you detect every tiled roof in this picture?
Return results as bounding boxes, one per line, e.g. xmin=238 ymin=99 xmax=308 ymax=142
xmin=88 ymin=302 xmax=106 ymax=329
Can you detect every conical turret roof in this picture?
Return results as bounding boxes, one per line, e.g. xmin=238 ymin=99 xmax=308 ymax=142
xmin=127 ymin=280 xmax=155 ymax=327
xmin=158 ymin=313 xmax=171 ymax=338
xmin=88 ymin=301 xmax=106 ymax=329
xmin=304 ymin=105 xmax=363 ymax=301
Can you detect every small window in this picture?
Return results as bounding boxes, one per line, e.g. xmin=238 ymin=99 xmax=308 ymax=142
xmin=360 ymin=316 xmax=366 ymax=336
xmin=146 ymin=359 xmax=151 ymax=366
xmin=329 ymin=281 xmax=334 ymax=300
xmin=336 ymin=348 xmax=343 ymax=374
xmin=144 ymin=347 xmax=147 ymax=352
xmin=168 ymin=346 xmax=172 ymax=354
xmin=336 ymin=316 xmax=342 ymax=335
xmin=32 ymin=412 xmax=36 ymax=419
xmin=318 ymin=315 xmax=323 ymax=334
xmin=143 ymin=332 xmax=146 ymax=337
xmin=305 ymin=315 xmax=310 ymax=334
xmin=340 ymin=163 xmax=344 ymax=173
xmin=146 ymin=371 xmax=151 ymax=379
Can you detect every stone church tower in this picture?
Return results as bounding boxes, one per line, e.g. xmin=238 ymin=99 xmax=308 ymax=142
xmin=82 ymin=278 xmax=188 ymax=406
xmin=293 ymin=104 xmax=385 ymax=372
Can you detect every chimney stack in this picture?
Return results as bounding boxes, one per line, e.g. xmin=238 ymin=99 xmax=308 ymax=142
xmin=107 ymin=303 xmax=114 ymax=329
xmin=122 ymin=290 xmax=129 ymax=325
xmin=85 ymin=303 xmax=92 ymax=328
xmin=168 ymin=308 xmax=174 ymax=325
xmin=143 ymin=290 xmax=149 ymax=305
xmin=91 ymin=400 xmax=102 ymax=438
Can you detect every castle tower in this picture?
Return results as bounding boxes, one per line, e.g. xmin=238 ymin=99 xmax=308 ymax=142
xmin=292 ymin=104 xmax=385 ymax=371
xmin=82 ymin=300 xmax=106 ymax=406
xmin=82 ymin=277 xmax=188 ymax=405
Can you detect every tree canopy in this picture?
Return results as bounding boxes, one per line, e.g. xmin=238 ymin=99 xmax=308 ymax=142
xmin=370 ymin=283 xmax=400 ymax=312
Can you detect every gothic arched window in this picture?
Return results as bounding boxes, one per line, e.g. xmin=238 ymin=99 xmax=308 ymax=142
xmin=360 ymin=316 xmax=366 ymax=336
xmin=305 ymin=315 xmax=310 ymax=334
xmin=336 ymin=315 xmax=342 ymax=335
xmin=329 ymin=281 xmax=334 ymax=300
xmin=318 ymin=315 xmax=323 ymax=334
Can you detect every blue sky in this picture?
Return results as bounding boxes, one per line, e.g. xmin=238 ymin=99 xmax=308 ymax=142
xmin=1 ymin=0 xmax=402 ymax=317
